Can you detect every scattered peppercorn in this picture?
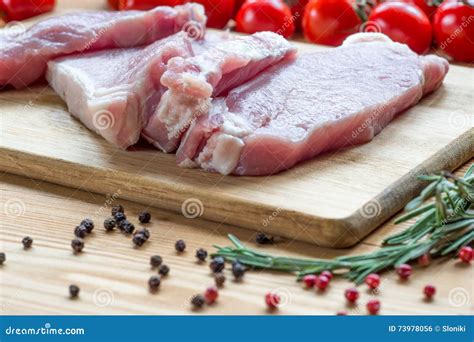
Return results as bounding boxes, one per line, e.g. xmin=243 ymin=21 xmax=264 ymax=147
xmin=148 ymin=275 xmax=161 ymax=291
xmin=303 ymin=274 xmax=317 ymax=288
xmin=136 ymin=228 xmax=150 ymax=239
xmin=74 ymin=225 xmax=88 ymax=238
xmin=396 ymin=264 xmax=412 ymax=280
xmin=114 ymin=212 xmax=126 ymax=223
xmin=69 ymin=284 xmax=80 ymax=298
xmin=191 ymin=294 xmax=206 ymax=309
xmin=80 ymin=218 xmax=94 ymax=233
xmin=423 ymin=284 xmax=436 ymax=299
xmin=366 ymin=299 xmax=381 ymax=315
xmin=365 ymin=273 xmax=381 ymax=289
xmin=315 ymin=275 xmax=330 ymax=291
xmin=103 ymin=218 xmax=116 ymax=231
xmin=150 ymin=255 xmax=163 ymax=268
xmin=195 ymin=248 xmax=208 ymax=262
xmin=22 ymin=236 xmax=33 ymax=249
xmin=0 ymin=252 xmax=5 ymax=265
xmin=345 ymin=288 xmax=359 ymax=303
xmin=214 ymin=272 xmax=226 ymax=287
xmin=175 ymin=240 xmax=186 ymax=253
xmin=320 ymin=270 xmax=333 ymax=281
xmin=159 ymin=264 xmax=170 ymax=276
xmin=255 ymin=232 xmax=274 ymax=245
xmin=418 ymin=253 xmax=431 ymax=267
xmin=336 ymin=310 xmax=348 ymax=316
xmin=138 ymin=211 xmax=151 ymax=224
xmin=71 ymin=238 xmax=84 ymax=253
xmin=111 ymin=205 xmax=124 ymax=216
xmin=210 ymin=256 xmax=225 ymax=273
xmin=265 ymin=292 xmax=280 ymax=310
xmin=132 ymin=229 xmax=150 ymax=247
xmin=132 ymin=234 xmax=147 ymax=247
xmin=204 ymin=286 xmax=219 ymax=304
xmin=232 ymin=261 xmax=246 ymax=281
xmin=458 ymin=246 xmax=473 ymax=263
xmin=119 ymin=220 xmax=135 ymax=234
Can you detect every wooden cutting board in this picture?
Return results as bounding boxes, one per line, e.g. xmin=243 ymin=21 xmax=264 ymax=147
xmin=0 ymin=9 xmax=472 ymax=248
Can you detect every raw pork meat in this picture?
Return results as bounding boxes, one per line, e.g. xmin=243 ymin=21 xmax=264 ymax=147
xmin=47 ymin=33 xmax=194 ymax=148
xmin=177 ymin=33 xmax=449 ymax=176
xmin=0 ymin=3 xmax=205 ymax=89
xmin=46 ymin=31 xmax=229 ymax=148
xmin=142 ymin=32 xmax=297 ymax=152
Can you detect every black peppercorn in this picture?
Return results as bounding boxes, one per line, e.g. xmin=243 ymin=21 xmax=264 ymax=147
xmin=74 ymin=225 xmax=88 ymax=238
xmin=195 ymin=248 xmax=208 ymax=262
xmin=138 ymin=211 xmax=151 ymax=224
xmin=191 ymin=294 xmax=205 ymax=309
xmin=158 ymin=264 xmax=170 ymax=276
xmin=210 ymin=256 xmax=225 ymax=273
xmin=111 ymin=205 xmax=124 ymax=216
xmin=232 ymin=261 xmax=246 ymax=281
xmin=214 ymin=272 xmax=226 ymax=287
xmin=150 ymin=255 xmax=163 ymax=268
xmin=255 ymin=232 xmax=274 ymax=245
xmin=71 ymin=238 xmax=84 ymax=253
xmin=0 ymin=252 xmax=5 ymax=265
xmin=175 ymin=239 xmax=186 ymax=252
xmin=103 ymin=218 xmax=116 ymax=231
xmin=148 ymin=275 xmax=161 ymax=291
xmin=80 ymin=218 xmax=94 ymax=233
xmin=135 ymin=228 xmax=150 ymax=240
xmin=132 ymin=234 xmax=147 ymax=247
xmin=119 ymin=220 xmax=135 ymax=234
xmin=114 ymin=212 xmax=126 ymax=223
xmin=22 ymin=236 xmax=33 ymax=249
xmin=69 ymin=284 xmax=80 ymax=298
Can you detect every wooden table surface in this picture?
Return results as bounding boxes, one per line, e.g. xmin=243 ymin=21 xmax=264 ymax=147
xmin=0 ymin=161 xmax=472 ymax=315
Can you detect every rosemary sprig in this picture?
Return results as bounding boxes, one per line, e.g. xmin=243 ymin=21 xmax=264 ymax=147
xmin=213 ymin=164 xmax=474 ymax=284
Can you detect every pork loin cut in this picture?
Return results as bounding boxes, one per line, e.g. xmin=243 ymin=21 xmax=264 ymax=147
xmin=47 ymin=33 xmax=194 ymax=148
xmin=46 ymin=31 xmax=229 ymax=148
xmin=0 ymin=3 xmax=205 ymax=89
xmin=142 ymin=32 xmax=297 ymax=152
xmin=177 ymin=33 xmax=449 ymax=176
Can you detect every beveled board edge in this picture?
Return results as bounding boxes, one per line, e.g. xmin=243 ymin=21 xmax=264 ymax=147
xmin=0 ymin=128 xmax=472 ymax=248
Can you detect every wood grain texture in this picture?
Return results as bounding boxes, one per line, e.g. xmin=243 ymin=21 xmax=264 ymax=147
xmin=0 ymin=162 xmax=473 ymax=315
xmin=0 ymin=2 xmax=473 ymax=248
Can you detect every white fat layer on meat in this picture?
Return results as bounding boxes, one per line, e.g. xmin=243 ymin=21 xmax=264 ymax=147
xmin=196 ymin=100 xmax=253 ymax=174
xmin=47 ymin=60 xmax=141 ymax=148
xmin=157 ymin=90 xmax=211 ymax=140
xmin=198 ymin=133 xmax=244 ymax=175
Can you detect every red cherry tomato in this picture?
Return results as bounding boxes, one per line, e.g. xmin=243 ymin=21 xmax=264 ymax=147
xmin=302 ymin=0 xmax=363 ymax=46
xmin=368 ymin=2 xmax=432 ymax=54
xmin=234 ymin=0 xmax=246 ymax=15
xmin=286 ymin=0 xmax=309 ymax=30
xmin=119 ymin=0 xmax=184 ymax=10
xmin=0 ymin=0 xmax=56 ymax=21
xmin=108 ymin=0 xmax=119 ymax=9
xmin=434 ymin=0 xmax=474 ymax=62
xmin=387 ymin=0 xmax=439 ymax=20
xmin=236 ymin=0 xmax=295 ymax=38
xmin=187 ymin=0 xmax=235 ymax=29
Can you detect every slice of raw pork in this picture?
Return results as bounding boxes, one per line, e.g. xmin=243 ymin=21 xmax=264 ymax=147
xmin=0 ymin=3 xmax=205 ymax=89
xmin=142 ymin=31 xmax=297 ymax=152
xmin=177 ymin=33 xmax=449 ymax=176
xmin=47 ymin=33 xmax=194 ymax=148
